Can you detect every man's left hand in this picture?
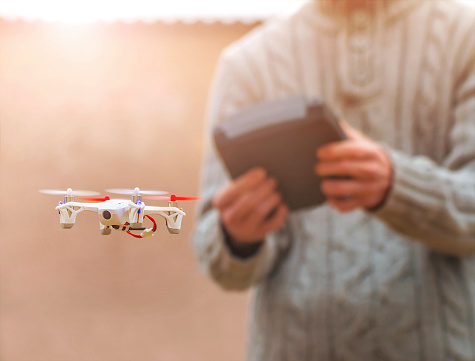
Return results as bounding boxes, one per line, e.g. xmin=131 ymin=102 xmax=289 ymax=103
xmin=315 ymin=121 xmax=393 ymax=213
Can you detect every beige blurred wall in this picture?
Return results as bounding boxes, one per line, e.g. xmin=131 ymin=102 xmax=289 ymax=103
xmin=0 ymin=20 xmax=258 ymax=361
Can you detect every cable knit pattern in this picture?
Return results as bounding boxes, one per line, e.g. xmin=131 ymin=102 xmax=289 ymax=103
xmin=412 ymin=1 xmax=451 ymax=159
xmin=193 ymin=1 xmax=475 ymax=360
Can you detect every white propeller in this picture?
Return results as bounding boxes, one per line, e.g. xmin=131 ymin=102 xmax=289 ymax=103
xmin=39 ymin=188 xmax=100 ymax=197
xmin=105 ymin=187 xmax=168 ymax=196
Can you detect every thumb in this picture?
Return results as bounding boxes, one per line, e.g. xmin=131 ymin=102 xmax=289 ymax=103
xmin=339 ymin=120 xmax=368 ymax=141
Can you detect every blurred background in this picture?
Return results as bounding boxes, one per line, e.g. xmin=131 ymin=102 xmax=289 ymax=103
xmin=0 ymin=1 xmax=306 ymax=360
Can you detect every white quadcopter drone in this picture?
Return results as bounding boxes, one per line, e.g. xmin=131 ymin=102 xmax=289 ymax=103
xmin=39 ymin=187 xmax=201 ymax=238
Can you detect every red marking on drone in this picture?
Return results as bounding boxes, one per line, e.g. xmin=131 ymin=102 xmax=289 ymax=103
xmin=79 ymin=196 xmax=110 ymax=202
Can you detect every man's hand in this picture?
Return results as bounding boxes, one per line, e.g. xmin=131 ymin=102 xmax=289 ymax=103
xmin=212 ymin=168 xmax=289 ymax=245
xmin=315 ymin=122 xmax=393 ymax=213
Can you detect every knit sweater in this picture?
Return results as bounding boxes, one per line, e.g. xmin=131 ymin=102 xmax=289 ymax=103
xmin=193 ymin=1 xmax=475 ymax=360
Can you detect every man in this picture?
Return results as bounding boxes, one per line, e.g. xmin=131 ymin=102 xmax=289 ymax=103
xmin=193 ymin=0 xmax=475 ymax=360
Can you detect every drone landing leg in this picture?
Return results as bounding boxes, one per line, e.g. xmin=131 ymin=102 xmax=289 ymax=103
xmin=100 ymin=223 xmax=111 ymax=235
xmin=58 ymin=206 xmax=84 ymax=229
xmin=165 ymin=213 xmax=183 ymax=234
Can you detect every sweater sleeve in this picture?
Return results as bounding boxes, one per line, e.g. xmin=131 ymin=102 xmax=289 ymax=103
xmin=192 ymin=50 xmax=291 ymax=291
xmin=374 ymin=30 xmax=475 ymax=256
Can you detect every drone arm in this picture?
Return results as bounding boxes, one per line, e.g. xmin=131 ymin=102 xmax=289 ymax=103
xmin=83 ymin=205 xmax=101 ymax=212
xmin=144 ymin=206 xmax=186 ymax=234
xmin=56 ymin=202 xmax=100 ymax=212
xmin=144 ymin=206 xmax=186 ymax=216
xmin=54 ymin=202 xmax=101 ymax=229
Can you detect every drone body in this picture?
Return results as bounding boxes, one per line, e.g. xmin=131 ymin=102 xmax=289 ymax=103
xmin=41 ymin=187 xmax=198 ymax=238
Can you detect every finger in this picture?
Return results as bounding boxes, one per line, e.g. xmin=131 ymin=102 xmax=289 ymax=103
xmin=339 ymin=120 xmax=367 ymax=141
xmin=321 ymin=180 xmax=378 ymax=198
xmin=315 ymin=160 xmax=383 ymax=180
xmin=222 ymin=178 xmax=277 ymax=224
xmin=261 ymin=204 xmax=289 ymax=234
xmin=327 ymin=194 xmax=384 ymax=212
xmin=327 ymin=197 xmax=361 ymax=213
xmin=213 ymin=168 xmax=267 ymax=210
xmin=317 ymin=140 xmax=376 ymax=161
xmin=361 ymin=195 xmax=388 ymax=209
xmin=245 ymin=192 xmax=283 ymax=228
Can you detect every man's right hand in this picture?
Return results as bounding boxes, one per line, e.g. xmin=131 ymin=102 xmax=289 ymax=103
xmin=212 ymin=168 xmax=289 ymax=245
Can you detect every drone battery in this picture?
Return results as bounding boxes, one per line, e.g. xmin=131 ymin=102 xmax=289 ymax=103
xmin=213 ymin=95 xmax=346 ymax=211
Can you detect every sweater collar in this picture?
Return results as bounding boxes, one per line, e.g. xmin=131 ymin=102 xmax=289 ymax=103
xmin=317 ymin=0 xmax=422 ymax=21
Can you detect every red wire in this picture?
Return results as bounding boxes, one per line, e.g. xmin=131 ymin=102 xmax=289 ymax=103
xmin=147 ymin=215 xmax=157 ymax=232
xmin=126 ymin=215 xmax=156 ymax=238
xmin=126 ymin=231 xmax=142 ymax=238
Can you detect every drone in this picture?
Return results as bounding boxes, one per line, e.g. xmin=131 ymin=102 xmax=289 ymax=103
xmin=39 ymin=187 xmax=201 ymax=238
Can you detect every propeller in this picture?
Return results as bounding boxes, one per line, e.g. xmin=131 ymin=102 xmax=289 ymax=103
xmin=78 ymin=196 xmax=111 ymax=202
xmin=39 ymin=188 xmax=100 ymax=197
xmin=106 ymin=187 xmax=168 ymax=196
xmin=145 ymin=194 xmax=202 ymax=201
